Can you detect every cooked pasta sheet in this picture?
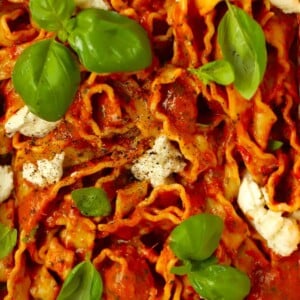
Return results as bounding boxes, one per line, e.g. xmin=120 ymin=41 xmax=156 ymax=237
xmin=0 ymin=0 xmax=300 ymax=299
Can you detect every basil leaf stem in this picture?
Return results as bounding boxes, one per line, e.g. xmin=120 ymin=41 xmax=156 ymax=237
xmin=169 ymin=213 xmax=224 ymax=261
xmin=0 ymin=222 xmax=17 ymax=259
xmin=169 ymin=214 xmax=251 ymax=300
xmin=57 ymin=261 xmax=103 ymax=300
xmin=189 ymin=60 xmax=235 ymax=85
xmin=29 ymin=0 xmax=75 ymax=32
xmin=71 ymin=187 xmax=112 ymax=217
xmin=12 ymin=39 xmax=81 ymax=122
xmin=218 ymin=1 xmax=267 ymax=99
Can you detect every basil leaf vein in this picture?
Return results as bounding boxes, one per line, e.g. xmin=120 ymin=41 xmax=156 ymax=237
xmin=29 ymin=0 xmax=75 ymax=32
xmin=217 ymin=2 xmax=267 ymax=99
xmin=12 ymin=39 xmax=81 ymax=122
xmin=57 ymin=261 xmax=103 ymax=300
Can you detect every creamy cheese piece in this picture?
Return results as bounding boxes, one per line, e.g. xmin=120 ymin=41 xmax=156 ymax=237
xmin=238 ymin=171 xmax=300 ymax=257
xmin=131 ymin=135 xmax=186 ymax=187
xmin=22 ymin=153 xmax=65 ymax=187
xmin=5 ymin=106 xmax=60 ymax=138
xmin=291 ymin=210 xmax=300 ymax=220
xmin=269 ymin=0 xmax=300 ymax=13
xmin=0 ymin=165 xmax=14 ymax=202
xmin=74 ymin=0 xmax=110 ymax=9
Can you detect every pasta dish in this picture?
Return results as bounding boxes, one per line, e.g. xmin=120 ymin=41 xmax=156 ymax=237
xmin=0 ymin=0 xmax=299 ymax=299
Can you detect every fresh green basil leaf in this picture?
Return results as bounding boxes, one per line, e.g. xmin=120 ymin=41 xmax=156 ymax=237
xmin=68 ymin=8 xmax=152 ymax=73
xmin=0 ymin=223 xmax=17 ymax=259
xmin=169 ymin=213 xmax=223 ymax=261
xmin=57 ymin=261 xmax=103 ymax=300
xmin=188 ymin=264 xmax=251 ymax=300
xmin=189 ymin=60 xmax=235 ymax=85
xmin=71 ymin=187 xmax=112 ymax=217
xmin=267 ymin=139 xmax=284 ymax=151
xmin=218 ymin=2 xmax=267 ymax=99
xmin=29 ymin=0 xmax=75 ymax=32
xmin=12 ymin=39 xmax=80 ymax=121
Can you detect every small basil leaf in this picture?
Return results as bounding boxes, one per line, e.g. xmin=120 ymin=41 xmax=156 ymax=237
xmin=267 ymin=139 xmax=284 ymax=151
xmin=218 ymin=2 xmax=267 ymax=99
xmin=0 ymin=222 xmax=17 ymax=259
xmin=12 ymin=39 xmax=80 ymax=121
xmin=29 ymin=0 xmax=75 ymax=32
xmin=71 ymin=187 xmax=112 ymax=217
xmin=189 ymin=60 xmax=235 ymax=85
xmin=169 ymin=213 xmax=224 ymax=261
xmin=188 ymin=264 xmax=251 ymax=300
xmin=57 ymin=261 xmax=103 ymax=300
xmin=68 ymin=8 xmax=152 ymax=73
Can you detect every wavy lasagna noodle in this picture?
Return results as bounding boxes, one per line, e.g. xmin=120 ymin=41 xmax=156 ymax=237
xmin=0 ymin=0 xmax=299 ymax=299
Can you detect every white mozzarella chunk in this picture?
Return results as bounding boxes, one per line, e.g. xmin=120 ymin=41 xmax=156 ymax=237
xmin=74 ymin=0 xmax=110 ymax=9
xmin=0 ymin=165 xmax=14 ymax=203
xmin=291 ymin=210 xmax=300 ymax=220
xmin=5 ymin=106 xmax=60 ymax=138
xmin=22 ymin=153 xmax=65 ymax=187
xmin=268 ymin=218 xmax=300 ymax=257
xmin=237 ymin=171 xmax=266 ymax=214
xmin=238 ymin=172 xmax=300 ymax=256
xmin=131 ymin=135 xmax=186 ymax=187
xmin=254 ymin=209 xmax=284 ymax=240
xmin=269 ymin=0 xmax=300 ymax=13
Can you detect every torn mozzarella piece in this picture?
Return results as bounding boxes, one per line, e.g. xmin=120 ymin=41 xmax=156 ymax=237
xmin=74 ymin=0 xmax=110 ymax=9
xmin=237 ymin=171 xmax=266 ymax=213
xmin=238 ymin=171 xmax=300 ymax=256
xmin=22 ymin=153 xmax=65 ymax=187
xmin=291 ymin=210 xmax=300 ymax=220
xmin=0 ymin=165 xmax=14 ymax=202
xmin=268 ymin=218 xmax=300 ymax=257
xmin=131 ymin=135 xmax=186 ymax=187
xmin=5 ymin=106 xmax=60 ymax=138
xmin=269 ymin=0 xmax=300 ymax=13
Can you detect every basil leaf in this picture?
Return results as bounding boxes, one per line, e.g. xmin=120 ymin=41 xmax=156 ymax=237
xmin=29 ymin=0 xmax=75 ymax=32
xmin=267 ymin=139 xmax=284 ymax=151
xmin=0 ymin=223 xmax=17 ymax=259
xmin=189 ymin=60 xmax=235 ymax=85
xmin=218 ymin=2 xmax=267 ymax=99
xmin=57 ymin=261 xmax=103 ymax=300
xmin=71 ymin=187 xmax=112 ymax=217
xmin=68 ymin=8 xmax=152 ymax=73
xmin=188 ymin=264 xmax=251 ymax=300
xmin=12 ymin=39 xmax=80 ymax=122
xmin=169 ymin=213 xmax=224 ymax=261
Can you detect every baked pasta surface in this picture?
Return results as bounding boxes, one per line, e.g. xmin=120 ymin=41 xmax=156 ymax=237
xmin=0 ymin=0 xmax=300 ymax=299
